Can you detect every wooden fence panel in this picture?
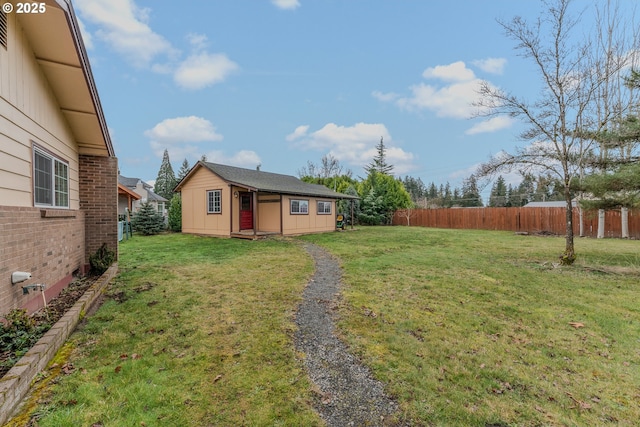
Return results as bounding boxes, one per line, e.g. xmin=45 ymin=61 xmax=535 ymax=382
xmin=393 ymin=207 xmax=640 ymax=239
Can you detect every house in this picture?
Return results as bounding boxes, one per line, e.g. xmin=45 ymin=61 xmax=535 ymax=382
xmin=118 ymin=175 xmax=169 ymax=220
xmin=175 ymin=162 xmax=358 ymax=238
xmin=0 ymin=1 xmax=117 ymax=316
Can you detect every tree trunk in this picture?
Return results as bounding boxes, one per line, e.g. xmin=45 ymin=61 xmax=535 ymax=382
xmin=560 ymin=185 xmax=576 ymax=265
xmin=621 ymin=207 xmax=629 ymax=238
xmin=597 ymin=209 xmax=605 ymax=239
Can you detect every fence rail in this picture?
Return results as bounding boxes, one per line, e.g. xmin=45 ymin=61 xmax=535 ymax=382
xmin=392 ymin=207 xmax=640 ymax=239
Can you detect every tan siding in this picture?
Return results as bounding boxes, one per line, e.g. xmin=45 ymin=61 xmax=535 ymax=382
xmin=0 ymin=13 xmax=80 ymax=209
xmin=282 ymin=197 xmax=336 ymax=235
xmin=181 ymin=167 xmax=231 ymax=236
xmin=257 ymin=193 xmax=281 ymax=232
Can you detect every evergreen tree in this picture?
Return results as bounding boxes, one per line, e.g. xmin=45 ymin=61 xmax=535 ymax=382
xmin=177 ymin=158 xmax=190 ymax=181
xmin=154 ymin=149 xmax=177 ymax=200
xmin=364 ymin=137 xmax=394 ymax=175
xmin=402 ymin=176 xmax=426 ymax=203
xmin=131 ymin=202 xmax=165 ymax=235
xmin=460 ymin=174 xmax=483 ymax=207
xmin=168 ymin=194 xmax=182 ymax=232
xmin=443 ymin=183 xmax=452 ymax=207
xmin=358 ymin=171 xmax=412 ymax=224
xmin=489 ymin=176 xmax=508 ymax=207
xmin=580 ymin=162 xmax=640 ymax=210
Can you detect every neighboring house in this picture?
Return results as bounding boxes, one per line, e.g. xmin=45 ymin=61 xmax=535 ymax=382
xmin=118 ymin=175 xmax=168 ymax=220
xmin=0 ymin=2 xmax=117 ymax=315
xmin=118 ymin=182 xmax=141 ymax=220
xmin=175 ymin=162 xmax=358 ymax=238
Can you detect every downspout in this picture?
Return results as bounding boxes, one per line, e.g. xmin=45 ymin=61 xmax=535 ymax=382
xmin=229 ymin=184 xmax=233 ymax=234
xmin=280 ymin=194 xmax=283 ymax=235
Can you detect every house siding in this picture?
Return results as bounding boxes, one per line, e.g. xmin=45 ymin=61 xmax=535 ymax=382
xmin=0 ymin=12 xmax=80 ymax=209
xmin=0 ymin=12 xmax=116 ymax=315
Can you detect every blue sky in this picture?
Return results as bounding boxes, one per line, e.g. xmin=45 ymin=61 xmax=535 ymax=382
xmin=75 ymin=0 xmax=616 ymax=197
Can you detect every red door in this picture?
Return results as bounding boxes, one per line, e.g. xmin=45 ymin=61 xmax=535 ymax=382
xmin=240 ymin=193 xmax=253 ymax=230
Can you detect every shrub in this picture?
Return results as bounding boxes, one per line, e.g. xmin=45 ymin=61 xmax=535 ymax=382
xmin=89 ymin=243 xmax=116 ymax=275
xmin=168 ymin=194 xmax=182 ymax=232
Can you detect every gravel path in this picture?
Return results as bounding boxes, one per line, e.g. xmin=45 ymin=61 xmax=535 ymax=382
xmin=294 ymin=243 xmax=403 ymax=427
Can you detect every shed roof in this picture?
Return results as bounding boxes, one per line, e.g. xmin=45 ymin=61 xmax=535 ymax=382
xmin=176 ymin=162 xmax=358 ymax=199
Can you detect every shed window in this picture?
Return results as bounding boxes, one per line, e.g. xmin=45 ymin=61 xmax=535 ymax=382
xmin=317 ymin=201 xmax=332 ymax=214
xmin=34 ymin=146 xmax=69 ymax=208
xmin=290 ymin=199 xmax=308 ymax=215
xmin=207 ymin=190 xmax=221 ymax=213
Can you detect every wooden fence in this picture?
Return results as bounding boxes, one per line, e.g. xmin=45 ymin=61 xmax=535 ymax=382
xmin=392 ymin=207 xmax=640 ymax=239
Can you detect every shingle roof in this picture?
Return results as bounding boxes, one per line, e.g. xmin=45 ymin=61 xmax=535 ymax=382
xmin=118 ymin=175 xmax=168 ymax=202
xmin=199 ymin=162 xmax=358 ymax=199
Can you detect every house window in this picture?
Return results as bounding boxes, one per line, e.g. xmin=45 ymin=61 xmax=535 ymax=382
xmin=290 ymin=199 xmax=309 ymax=215
xmin=207 ymin=189 xmax=221 ymax=214
xmin=317 ymin=201 xmax=332 ymax=214
xmin=33 ymin=146 xmax=69 ymax=208
xmin=0 ymin=11 xmax=7 ymax=49
xmin=157 ymin=202 xmax=164 ymax=213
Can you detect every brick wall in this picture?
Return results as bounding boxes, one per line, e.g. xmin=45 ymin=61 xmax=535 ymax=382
xmin=0 ymin=207 xmax=85 ymax=315
xmin=79 ymin=155 xmax=119 ymax=265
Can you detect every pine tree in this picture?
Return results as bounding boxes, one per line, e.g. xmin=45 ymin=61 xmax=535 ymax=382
xmin=460 ymin=174 xmax=483 ymax=207
xmin=177 ymin=158 xmax=190 ymax=181
xmin=364 ymin=137 xmax=394 ymax=175
xmin=489 ymin=176 xmax=508 ymax=207
xmin=131 ymin=202 xmax=165 ymax=235
xmin=154 ymin=149 xmax=177 ymax=200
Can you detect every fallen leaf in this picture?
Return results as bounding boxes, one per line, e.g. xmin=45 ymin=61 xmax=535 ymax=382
xmin=115 ymin=366 xmax=122 ymax=374
xmin=131 ymin=353 xmax=142 ymax=360
xmin=120 ymin=353 xmax=129 ymax=360
xmin=569 ymin=322 xmax=585 ymax=329
xmin=213 ymin=374 xmax=222 ymax=383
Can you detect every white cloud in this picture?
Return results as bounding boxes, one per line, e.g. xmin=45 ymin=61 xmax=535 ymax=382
xmin=397 ymin=80 xmax=484 ymax=119
xmin=472 ymin=57 xmax=507 ymax=75
xmin=422 ymin=61 xmax=476 ymax=82
xmin=144 ymin=116 xmax=224 ymax=144
xmin=465 ymin=116 xmax=514 ymax=135
xmin=271 ymin=0 xmax=301 ymax=10
xmin=287 ymin=122 xmax=415 ymax=174
xmin=76 ymin=0 xmax=238 ymax=91
xmin=286 ymin=125 xmax=310 ymax=142
xmin=174 ymin=53 xmax=239 ymax=90
xmin=204 ymin=150 xmax=262 ymax=169
xmin=75 ymin=0 xmax=176 ymax=68
xmin=371 ymin=90 xmax=400 ymax=102
xmin=376 ymin=61 xmax=488 ymax=119
xmin=77 ymin=17 xmax=93 ymax=50
xmin=187 ymin=33 xmax=209 ymax=51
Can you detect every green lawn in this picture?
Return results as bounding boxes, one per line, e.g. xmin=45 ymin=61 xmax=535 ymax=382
xmin=300 ymin=227 xmax=640 ymax=426
xmin=17 ymin=227 xmax=640 ymax=426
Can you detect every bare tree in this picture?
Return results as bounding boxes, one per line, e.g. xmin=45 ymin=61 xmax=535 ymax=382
xmin=475 ymin=0 xmax=635 ymax=264
xmin=298 ymin=154 xmax=352 ymax=179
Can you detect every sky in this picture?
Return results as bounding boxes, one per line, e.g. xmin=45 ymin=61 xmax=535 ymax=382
xmin=73 ymin=0 xmax=632 ymax=200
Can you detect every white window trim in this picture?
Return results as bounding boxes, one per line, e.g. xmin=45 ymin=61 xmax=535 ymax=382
xmin=290 ymin=199 xmax=309 ymax=215
xmin=317 ymin=200 xmax=332 ymax=215
xmin=33 ymin=145 xmax=69 ymax=209
xmin=207 ymin=189 xmax=222 ymax=214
